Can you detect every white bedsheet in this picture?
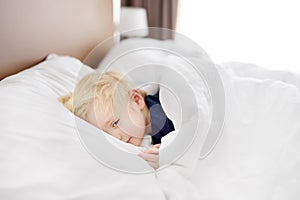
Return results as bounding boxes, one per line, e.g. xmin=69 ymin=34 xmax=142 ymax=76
xmin=1 ymin=53 xmax=300 ymax=199
xmin=99 ymin=36 xmax=300 ymax=199
xmin=103 ymin=58 xmax=300 ymax=199
xmin=190 ymin=62 xmax=300 ymax=200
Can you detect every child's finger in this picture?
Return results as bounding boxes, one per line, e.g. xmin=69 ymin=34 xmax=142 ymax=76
xmin=138 ymin=152 xmax=158 ymax=162
xmin=153 ymin=144 xmax=161 ymax=148
xmin=144 ymin=148 xmax=159 ymax=155
xmin=146 ymin=160 xmax=159 ymax=170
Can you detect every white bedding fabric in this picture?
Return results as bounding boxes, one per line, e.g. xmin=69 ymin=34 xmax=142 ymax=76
xmin=0 ymin=55 xmax=167 ymax=199
xmin=191 ymin=62 xmax=300 ymax=200
xmin=0 ymin=47 xmax=300 ymax=199
xmin=97 ymin=38 xmax=300 ymax=199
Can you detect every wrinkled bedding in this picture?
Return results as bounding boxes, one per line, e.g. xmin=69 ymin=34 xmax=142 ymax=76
xmin=98 ymin=37 xmax=300 ymax=199
xmin=190 ymin=62 xmax=300 ymax=200
xmin=0 ymin=48 xmax=300 ymax=199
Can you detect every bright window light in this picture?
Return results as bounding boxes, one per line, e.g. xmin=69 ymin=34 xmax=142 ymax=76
xmin=177 ymin=0 xmax=300 ymax=74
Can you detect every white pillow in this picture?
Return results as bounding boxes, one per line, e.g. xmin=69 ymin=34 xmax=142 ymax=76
xmin=0 ymin=54 xmax=160 ymax=196
xmin=1 ymin=53 xmax=151 ymax=152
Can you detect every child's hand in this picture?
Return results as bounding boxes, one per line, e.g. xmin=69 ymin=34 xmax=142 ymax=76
xmin=138 ymin=144 xmax=160 ymax=170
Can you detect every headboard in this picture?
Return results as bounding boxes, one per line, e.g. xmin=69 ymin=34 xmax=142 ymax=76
xmin=0 ymin=0 xmax=114 ymax=80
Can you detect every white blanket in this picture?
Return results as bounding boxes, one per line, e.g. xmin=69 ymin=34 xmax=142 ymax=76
xmin=98 ymin=36 xmax=300 ymax=199
xmin=1 ymin=53 xmax=300 ymax=199
xmin=140 ymin=61 xmax=300 ymax=200
xmin=190 ymin=62 xmax=300 ymax=200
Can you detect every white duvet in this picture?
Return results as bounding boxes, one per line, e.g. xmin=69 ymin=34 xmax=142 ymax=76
xmin=0 ymin=42 xmax=300 ymax=199
xmin=191 ymin=62 xmax=300 ymax=200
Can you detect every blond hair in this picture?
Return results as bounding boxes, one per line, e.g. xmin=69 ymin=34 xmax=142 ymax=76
xmin=58 ymin=71 xmax=147 ymax=121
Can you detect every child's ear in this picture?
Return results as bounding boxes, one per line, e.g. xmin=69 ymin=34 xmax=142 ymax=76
xmin=128 ymin=89 xmax=146 ymax=109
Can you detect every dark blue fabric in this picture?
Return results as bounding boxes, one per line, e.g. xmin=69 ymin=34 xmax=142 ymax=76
xmin=144 ymin=90 xmax=175 ymax=145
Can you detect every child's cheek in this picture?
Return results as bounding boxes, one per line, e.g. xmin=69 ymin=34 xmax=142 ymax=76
xmin=119 ymin=107 xmax=145 ymax=138
xmin=131 ymin=137 xmax=143 ymax=146
xmin=121 ymin=119 xmax=144 ymax=138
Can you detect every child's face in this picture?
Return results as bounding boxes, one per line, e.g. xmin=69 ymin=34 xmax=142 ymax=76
xmin=86 ymin=90 xmax=149 ymax=146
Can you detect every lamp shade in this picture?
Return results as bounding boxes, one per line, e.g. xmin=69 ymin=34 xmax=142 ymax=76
xmin=118 ymin=7 xmax=149 ymax=37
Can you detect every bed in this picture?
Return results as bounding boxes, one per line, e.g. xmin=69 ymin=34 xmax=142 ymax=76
xmin=1 ymin=1 xmax=300 ymax=199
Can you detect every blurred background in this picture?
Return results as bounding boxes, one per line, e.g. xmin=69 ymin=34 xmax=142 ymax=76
xmin=118 ymin=0 xmax=300 ymax=73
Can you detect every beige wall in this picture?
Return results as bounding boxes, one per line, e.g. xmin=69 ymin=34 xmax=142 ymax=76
xmin=0 ymin=0 xmax=114 ymax=79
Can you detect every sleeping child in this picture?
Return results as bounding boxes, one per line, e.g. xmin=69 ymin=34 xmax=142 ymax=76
xmin=59 ymin=71 xmax=175 ymax=170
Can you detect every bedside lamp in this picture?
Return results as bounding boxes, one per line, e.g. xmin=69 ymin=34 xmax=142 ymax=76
xmin=118 ymin=7 xmax=149 ymax=38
